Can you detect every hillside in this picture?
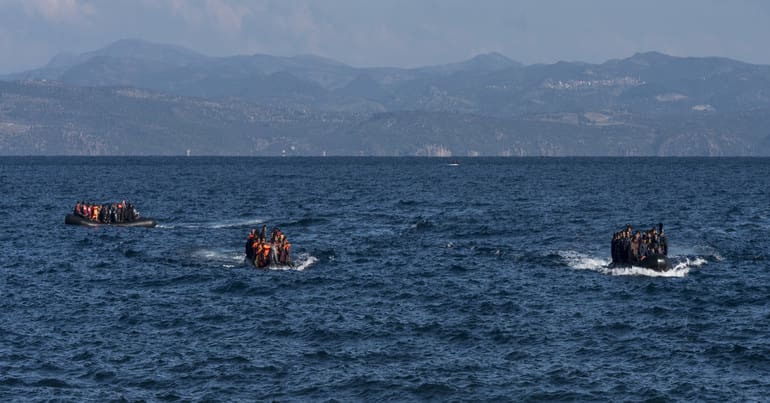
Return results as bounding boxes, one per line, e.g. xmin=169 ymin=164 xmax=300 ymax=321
xmin=2 ymin=40 xmax=770 ymax=155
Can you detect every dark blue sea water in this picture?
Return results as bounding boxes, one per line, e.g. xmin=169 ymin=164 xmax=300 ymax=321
xmin=1 ymin=157 xmax=769 ymax=401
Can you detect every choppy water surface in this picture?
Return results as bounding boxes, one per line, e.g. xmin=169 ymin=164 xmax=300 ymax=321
xmin=1 ymin=157 xmax=769 ymax=400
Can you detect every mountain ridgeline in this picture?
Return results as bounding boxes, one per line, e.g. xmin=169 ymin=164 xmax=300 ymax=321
xmin=2 ymin=39 xmax=770 ymax=155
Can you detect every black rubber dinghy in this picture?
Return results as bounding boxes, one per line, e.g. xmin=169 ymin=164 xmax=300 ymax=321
xmin=611 ymin=253 xmax=672 ymax=271
xmin=65 ymin=214 xmax=157 ymax=228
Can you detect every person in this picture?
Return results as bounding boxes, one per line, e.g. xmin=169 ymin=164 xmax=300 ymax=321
xmin=621 ymin=228 xmax=631 ymax=264
xmin=659 ymin=224 xmax=668 ymax=256
xmin=639 ymin=234 xmax=648 ymax=261
xmin=271 ymin=227 xmax=282 ymax=243
xmin=252 ymin=239 xmax=262 ymax=266
xmin=274 ymin=229 xmax=293 ymax=266
xmin=279 ymin=236 xmax=292 ymax=265
xmin=245 ymin=229 xmax=257 ymax=260
xmin=99 ymin=204 xmax=108 ymax=223
xmin=116 ymin=201 xmax=124 ymax=223
xmin=127 ymin=203 xmax=135 ymax=221
xmin=630 ymin=232 xmax=641 ymax=263
xmin=256 ymin=240 xmax=271 ymax=269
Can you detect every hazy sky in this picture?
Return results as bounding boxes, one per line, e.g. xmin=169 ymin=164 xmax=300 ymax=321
xmin=1 ymin=0 xmax=769 ymax=73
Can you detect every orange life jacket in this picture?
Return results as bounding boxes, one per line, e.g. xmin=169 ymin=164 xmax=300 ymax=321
xmin=261 ymin=243 xmax=272 ymax=259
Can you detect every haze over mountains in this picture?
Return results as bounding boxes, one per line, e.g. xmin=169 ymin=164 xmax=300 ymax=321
xmin=2 ymin=39 xmax=770 ymax=156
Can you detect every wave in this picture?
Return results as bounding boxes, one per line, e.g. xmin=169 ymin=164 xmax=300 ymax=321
xmin=158 ymin=218 xmax=263 ymax=230
xmin=559 ymin=251 xmax=705 ymax=278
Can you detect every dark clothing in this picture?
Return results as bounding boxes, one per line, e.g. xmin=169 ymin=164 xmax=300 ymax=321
xmin=660 ymin=235 xmax=668 ymax=256
xmin=639 ymin=242 xmax=648 ymax=260
xmin=245 ymin=239 xmax=255 ymax=260
xmin=622 ymin=238 xmax=631 ymax=264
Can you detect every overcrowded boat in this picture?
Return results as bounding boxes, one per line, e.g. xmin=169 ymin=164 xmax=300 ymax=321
xmin=610 ymin=223 xmax=671 ymax=271
xmin=245 ymin=225 xmax=292 ymax=269
xmin=65 ymin=201 xmax=157 ymax=228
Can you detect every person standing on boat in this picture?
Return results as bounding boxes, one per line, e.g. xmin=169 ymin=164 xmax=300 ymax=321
xmin=630 ymin=232 xmax=641 ymax=263
xmin=639 ymin=234 xmax=648 ymax=261
xmin=98 ymin=204 xmax=107 ymax=223
xmin=659 ymin=224 xmax=668 ymax=256
xmin=245 ymin=229 xmax=257 ymax=261
xmin=258 ymin=225 xmax=267 ymax=242
xmin=621 ymin=228 xmax=632 ymax=264
xmin=277 ymin=232 xmax=291 ymax=265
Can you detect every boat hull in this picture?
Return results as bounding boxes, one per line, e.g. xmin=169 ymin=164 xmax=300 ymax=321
xmin=244 ymin=256 xmax=293 ymax=270
xmin=611 ymin=253 xmax=671 ymax=271
xmin=65 ymin=214 xmax=157 ymax=228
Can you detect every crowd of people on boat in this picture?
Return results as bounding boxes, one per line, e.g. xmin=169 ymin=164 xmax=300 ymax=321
xmin=611 ymin=224 xmax=668 ymax=265
xmin=245 ymin=225 xmax=292 ymax=268
xmin=73 ymin=200 xmax=140 ymax=224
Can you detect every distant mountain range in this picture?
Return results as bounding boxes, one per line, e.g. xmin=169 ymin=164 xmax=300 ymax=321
xmin=2 ymin=38 xmax=770 ymax=155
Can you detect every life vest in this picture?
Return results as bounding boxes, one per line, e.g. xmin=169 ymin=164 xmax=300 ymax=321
xmin=252 ymin=241 xmax=268 ymax=268
xmin=261 ymin=243 xmax=272 ymax=260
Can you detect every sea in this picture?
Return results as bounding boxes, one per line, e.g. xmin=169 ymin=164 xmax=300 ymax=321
xmin=1 ymin=157 xmax=768 ymax=401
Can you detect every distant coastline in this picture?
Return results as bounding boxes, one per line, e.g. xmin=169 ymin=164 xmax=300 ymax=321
xmin=2 ymin=40 xmax=770 ymax=156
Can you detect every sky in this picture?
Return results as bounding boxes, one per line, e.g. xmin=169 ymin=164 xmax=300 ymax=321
xmin=1 ymin=0 xmax=770 ymax=73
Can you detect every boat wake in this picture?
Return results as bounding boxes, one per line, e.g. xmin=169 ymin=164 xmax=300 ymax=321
xmin=270 ymin=253 xmax=318 ymax=272
xmin=159 ymin=218 xmax=263 ymax=230
xmin=190 ymin=248 xmax=245 ymax=268
xmin=559 ymin=251 xmax=706 ymax=278
xmin=193 ymin=248 xmax=318 ymax=271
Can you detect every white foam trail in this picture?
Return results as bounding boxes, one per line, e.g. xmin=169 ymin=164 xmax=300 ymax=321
xmin=674 ymin=257 xmax=706 ymax=269
xmin=208 ymin=218 xmax=264 ymax=229
xmin=191 ymin=248 xmax=245 ymax=268
xmin=269 ymin=253 xmax=318 ymax=271
xmin=559 ymin=251 xmax=704 ymax=278
xmin=560 ymin=251 xmax=610 ymax=271
xmin=603 ymin=265 xmax=690 ymax=278
xmin=159 ymin=218 xmax=263 ymax=229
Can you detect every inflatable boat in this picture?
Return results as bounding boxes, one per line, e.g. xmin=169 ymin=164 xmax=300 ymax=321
xmin=243 ymin=256 xmax=293 ymax=270
xmin=610 ymin=253 xmax=672 ymax=271
xmin=65 ymin=214 xmax=157 ymax=228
